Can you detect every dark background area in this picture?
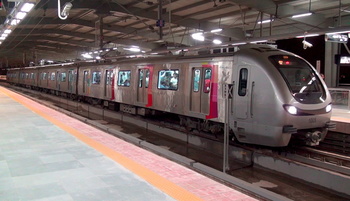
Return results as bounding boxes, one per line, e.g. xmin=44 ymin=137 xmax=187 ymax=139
xmin=276 ymin=36 xmax=326 ymax=74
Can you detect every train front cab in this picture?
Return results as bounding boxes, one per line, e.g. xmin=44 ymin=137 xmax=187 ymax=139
xmin=229 ymin=48 xmax=334 ymax=147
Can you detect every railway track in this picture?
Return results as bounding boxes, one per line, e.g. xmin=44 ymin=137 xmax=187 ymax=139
xmin=286 ymin=146 xmax=350 ymax=175
xmin=319 ymin=132 xmax=350 ymax=155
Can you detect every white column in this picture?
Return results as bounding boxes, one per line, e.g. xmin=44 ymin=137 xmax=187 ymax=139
xmin=324 ymin=42 xmax=339 ymax=87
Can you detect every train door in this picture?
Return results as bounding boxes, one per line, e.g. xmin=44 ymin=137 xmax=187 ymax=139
xmin=104 ymin=69 xmax=113 ymax=99
xmin=83 ymin=70 xmax=89 ymax=94
xmin=234 ymin=66 xmax=250 ymax=119
xmin=190 ymin=67 xmax=212 ymax=114
xmin=137 ymin=68 xmax=150 ymax=104
xmin=56 ymin=71 xmax=60 ymax=90
xmin=68 ymin=70 xmax=74 ymax=93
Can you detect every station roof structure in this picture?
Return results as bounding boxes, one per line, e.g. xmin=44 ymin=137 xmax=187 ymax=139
xmin=1 ymin=0 xmax=350 ymax=66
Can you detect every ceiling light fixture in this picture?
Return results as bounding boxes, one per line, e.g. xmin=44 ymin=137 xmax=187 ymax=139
xmin=250 ymin=40 xmax=267 ymax=44
xmin=211 ymin=28 xmax=222 ymax=33
xmin=213 ymin=39 xmax=222 ymax=44
xmin=232 ymin=42 xmax=247 ymax=46
xmin=295 ymin=34 xmax=319 ymax=38
xmin=258 ymin=19 xmax=273 ymax=24
xmin=292 ymin=12 xmax=312 ymax=18
xmin=15 ymin=12 xmax=27 ymax=20
xmin=20 ymin=3 xmax=35 ymax=12
xmin=191 ymin=32 xmax=205 ymax=41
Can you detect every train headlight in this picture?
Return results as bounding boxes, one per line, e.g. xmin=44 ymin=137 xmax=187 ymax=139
xmin=284 ymin=105 xmax=298 ymax=115
xmin=326 ymin=104 xmax=332 ymax=113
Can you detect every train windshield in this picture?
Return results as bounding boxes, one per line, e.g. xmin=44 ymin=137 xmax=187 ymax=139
xmin=269 ymin=55 xmax=326 ymax=104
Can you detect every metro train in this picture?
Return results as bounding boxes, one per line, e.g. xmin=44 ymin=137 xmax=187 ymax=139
xmin=6 ymin=45 xmax=335 ymax=147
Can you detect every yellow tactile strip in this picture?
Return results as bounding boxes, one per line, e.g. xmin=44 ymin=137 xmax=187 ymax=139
xmin=0 ymin=86 xmax=203 ymax=201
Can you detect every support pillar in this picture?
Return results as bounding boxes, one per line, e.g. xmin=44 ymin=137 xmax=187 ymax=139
xmin=324 ymin=42 xmax=339 ymax=87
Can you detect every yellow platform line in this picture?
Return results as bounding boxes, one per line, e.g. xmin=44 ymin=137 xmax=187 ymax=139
xmin=0 ymin=87 xmax=203 ymax=201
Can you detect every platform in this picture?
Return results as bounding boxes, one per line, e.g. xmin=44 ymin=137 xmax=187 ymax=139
xmin=0 ymin=86 xmax=258 ymax=201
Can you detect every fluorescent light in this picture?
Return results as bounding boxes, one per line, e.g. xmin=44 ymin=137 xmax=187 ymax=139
xmin=1 ymin=34 xmax=8 ymax=37
xmin=81 ymin=53 xmax=93 ymax=59
xmin=258 ymin=19 xmax=273 ymax=24
xmin=296 ymin=34 xmax=319 ymax=38
xmin=129 ymin=47 xmax=141 ymax=52
xmin=250 ymin=40 xmax=267 ymax=44
xmin=191 ymin=32 xmax=205 ymax=41
xmin=211 ymin=28 xmax=222 ymax=33
xmin=96 ymin=56 xmax=101 ymax=59
xmin=326 ymin=30 xmax=350 ymax=35
xmin=213 ymin=39 xmax=222 ymax=44
xmin=11 ymin=19 xmax=20 ymax=25
xmin=21 ymin=3 xmax=35 ymax=12
xmin=15 ymin=12 xmax=27 ymax=20
xmin=0 ymin=37 xmax=6 ymax=40
xmin=4 ymin=29 xmax=11 ymax=34
xmin=124 ymin=47 xmax=141 ymax=52
xmin=292 ymin=12 xmax=312 ymax=18
xmin=232 ymin=42 xmax=247 ymax=45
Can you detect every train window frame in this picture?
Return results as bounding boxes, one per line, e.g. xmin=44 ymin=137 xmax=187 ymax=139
xmin=145 ymin=69 xmax=150 ymax=88
xmin=203 ymin=68 xmax=212 ymax=93
xmin=238 ymin=68 xmax=248 ymax=96
xmin=138 ymin=69 xmax=143 ymax=88
xmin=50 ymin=72 xmax=55 ymax=81
xmin=92 ymin=71 xmax=101 ymax=85
xmin=157 ymin=69 xmax=179 ymax=90
xmin=193 ymin=69 xmax=201 ymax=92
xmin=118 ymin=70 xmax=131 ymax=87
xmin=42 ymin=72 xmax=47 ymax=80
xmin=269 ymin=55 xmax=326 ymax=104
xmin=105 ymin=70 xmax=112 ymax=85
xmin=61 ymin=72 xmax=67 ymax=82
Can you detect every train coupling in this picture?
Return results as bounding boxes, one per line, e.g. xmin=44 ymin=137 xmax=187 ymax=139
xmin=305 ymin=131 xmax=323 ymax=146
xmin=325 ymin=121 xmax=336 ymax=130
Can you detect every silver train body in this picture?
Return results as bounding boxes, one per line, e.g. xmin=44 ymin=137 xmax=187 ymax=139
xmin=7 ymin=45 xmax=335 ymax=147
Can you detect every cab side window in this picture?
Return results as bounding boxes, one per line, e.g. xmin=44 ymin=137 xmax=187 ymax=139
xmin=238 ymin=68 xmax=248 ymax=96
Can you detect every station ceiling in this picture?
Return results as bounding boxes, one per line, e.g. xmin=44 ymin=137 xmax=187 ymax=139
xmin=1 ymin=0 xmax=350 ymax=66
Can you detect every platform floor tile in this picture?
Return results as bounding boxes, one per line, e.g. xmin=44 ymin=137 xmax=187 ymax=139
xmin=0 ymin=90 xmax=175 ymax=201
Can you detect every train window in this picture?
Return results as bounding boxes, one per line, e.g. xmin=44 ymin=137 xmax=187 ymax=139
xmin=139 ymin=69 xmax=143 ymax=88
xmin=61 ymin=72 xmax=67 ymax=82
xmin=51 ymin=72 xmax=55 ymax=81
xmin=238 ymin=68 xmax=248 ymax=96
xmin=92 ymin=71 xmax=101 ymax=84
xmin=31 ymin=73 xmax=35 ymax=80
xmin=193 ymin=69 xmax=201 ymax=92
xmin=158 ymin=69 xmax=179 ymax=90
xmin=105 ymin=70 xmax=113 ymax=85
xmin=203 ymin=69 xmax=212 ymax=93
xmin=26 ymin=73 xmax=29 ymax=79
xmin=42 ymin=72 xmax=47 ymax=80
xmin=145 ymin=70 xmax=150 ymax=88
xmin=269 ymin=55 xmax=326 ymax=104
xmin=68 ymin=71 xmax=73 ymax=82
xmin=118 ymin=70 xmax=131 ymax=87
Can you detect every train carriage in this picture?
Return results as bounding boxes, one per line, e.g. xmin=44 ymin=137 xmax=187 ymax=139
xmin=6 ymin=45 xmax=335 ymax=147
